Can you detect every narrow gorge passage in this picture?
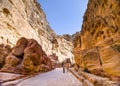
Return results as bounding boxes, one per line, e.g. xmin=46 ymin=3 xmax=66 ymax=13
xmin=0 ymin=0 xmax=120 ymax=86
xmin=16 ymin=68 xmax=82 ymax=86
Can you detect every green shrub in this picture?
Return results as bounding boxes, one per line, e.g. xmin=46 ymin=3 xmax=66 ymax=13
xmin=111 ymin=44 xmax=120 ymax=52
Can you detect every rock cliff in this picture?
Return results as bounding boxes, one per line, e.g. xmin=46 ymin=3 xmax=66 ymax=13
xmin=0 ymin=0 xmax=73 ymax=63
xmin=74 ymin=0 xmax=120 ymax=81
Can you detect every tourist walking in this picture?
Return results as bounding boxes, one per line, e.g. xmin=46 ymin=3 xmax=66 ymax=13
xmin=66 ymin=62 xmax=71 ymax=72
xmin=62 ymin=61 xmax=65 ymax=73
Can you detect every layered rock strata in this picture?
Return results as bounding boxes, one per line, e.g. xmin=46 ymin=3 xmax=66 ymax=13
xmin=74 ymin=0 xmax=120 ymax=81
xmin=0 ymin=0 xmax=73 ymax=63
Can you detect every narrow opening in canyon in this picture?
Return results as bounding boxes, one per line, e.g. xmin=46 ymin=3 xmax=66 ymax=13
xmin=0 ymin=0 xmax=120 ymax=85
xmin=39 ymin=0 xmax=88 ymax=35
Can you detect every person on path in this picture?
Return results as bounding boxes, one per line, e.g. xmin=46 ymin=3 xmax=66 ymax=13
xmin=66 ymin=62 xmax=71 ymax=72
xmin=62 ymin=61 xmax=65 ymax=73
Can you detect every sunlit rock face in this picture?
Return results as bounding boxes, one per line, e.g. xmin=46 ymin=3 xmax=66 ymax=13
xmin=0 ymin=0 xmax=73 ymax=62
xmin=74 ymin=0 xmax=120 ymax=81
xmin=0 ymin=37 xmax=52 ymax=74
xmin=53 ymin=35 xmax=74 ymax=63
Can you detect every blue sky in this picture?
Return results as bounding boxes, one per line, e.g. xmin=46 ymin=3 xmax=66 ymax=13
xmin=38 ymin=0 xmax=88 ymax=35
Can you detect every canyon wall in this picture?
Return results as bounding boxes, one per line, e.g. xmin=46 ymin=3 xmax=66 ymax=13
xmin=0 ymin=0 xmax=73 ymax=62
xmin=74 ymin=0 xmax=120 ymax=80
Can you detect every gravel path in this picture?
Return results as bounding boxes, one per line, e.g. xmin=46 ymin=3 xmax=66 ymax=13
xmin=16 ymin=68 xmax=82 ymax=86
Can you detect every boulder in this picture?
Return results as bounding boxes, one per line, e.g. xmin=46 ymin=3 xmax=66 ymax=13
xmin=48 ymin=54 xmax=60 ymax=68
xmin=1 ymin=54 xmax=20 ymax=73
xmin=0 ymin=37 xmax=52 ymax=74
xmin=12 ymin=37 xmax=28 ymax=57
xmin=22 ymin=39 xmax=52 ymax=74
xmin=5 ymin=54 xmax=20 ymax=67
xmin=0 ymin=44 xmax=11 ymax=68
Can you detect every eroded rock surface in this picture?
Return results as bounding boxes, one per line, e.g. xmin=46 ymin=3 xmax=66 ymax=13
xmin=1 ymin=37 xmax=52 ymax=74
xmin=0 ymin=44 xmax=11 ymax=68
xmin=0 ymin=0 xmax=73 ymax=63
xmin=74 ymin=0 xmax=120 ymax=81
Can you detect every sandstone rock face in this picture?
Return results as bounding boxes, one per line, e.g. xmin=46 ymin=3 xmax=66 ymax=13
xmin=54 ymin=36 xmax=74 ymax=62
xmin=0 ymin=0 xmax=73 ymax=63
xmin=1 ymin=37 xmax=52 ymax=74
xmin=12 ymin=37 xmax=28 ymax=57
xmin=48 ymin=54 xmax=60 ymax=68
xmin=23 ymin=39 xmax=51 ymax=73
xmin=0 ymin=44 xmax=11 ymax=68
xmin=74 ymin=0 xmax=120 ymax=80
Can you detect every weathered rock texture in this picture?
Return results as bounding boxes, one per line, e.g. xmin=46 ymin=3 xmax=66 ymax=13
xmin=48 ymin=54 xmax=60 ymax=68
xmin=0 ymin=44 xmax=11 ymax=68
xmin=0 ymin=0 xmax=73 ymax=63
xmin=74 ymin=0 xmax=120 ymax=81
xmin=0 ymin=37 xmax=52 ymax=74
